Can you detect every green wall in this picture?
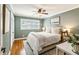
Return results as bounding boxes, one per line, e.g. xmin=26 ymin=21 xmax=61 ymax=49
xmin=14 ymin=16 xmax=44 ymax=38
xmin=44 ymin=8 xmax=79 ymax=34
xmin=52 ymin=8 xmax=79 ymax=28
xmin=3 ymin=32 xmax=10 ymax=54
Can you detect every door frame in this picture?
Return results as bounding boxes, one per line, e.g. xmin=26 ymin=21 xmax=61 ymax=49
xmin=0 ymin=4 xmax=3 ymax=48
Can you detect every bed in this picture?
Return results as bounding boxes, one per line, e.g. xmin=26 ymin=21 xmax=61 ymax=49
xmin=26 ymin=32 xmax=61 ymax=55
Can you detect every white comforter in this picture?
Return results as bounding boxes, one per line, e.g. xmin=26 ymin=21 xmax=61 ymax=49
xmin=26 ymin=32 xmax=61 ymax=55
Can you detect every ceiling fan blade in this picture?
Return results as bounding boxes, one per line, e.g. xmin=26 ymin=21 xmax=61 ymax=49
xmin=42 ymin=13 xmax=48 ymax=15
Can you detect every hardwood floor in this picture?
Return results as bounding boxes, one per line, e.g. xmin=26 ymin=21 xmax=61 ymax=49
xmin=10 ymin=40 xmax=24 ymax=55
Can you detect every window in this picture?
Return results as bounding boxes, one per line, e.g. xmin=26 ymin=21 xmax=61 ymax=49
xmin=21 ymin=19 xmax=40 ymax=30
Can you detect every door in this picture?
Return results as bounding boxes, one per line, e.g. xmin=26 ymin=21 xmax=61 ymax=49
xmin=8 ymin=12 xmax=14 ymax=55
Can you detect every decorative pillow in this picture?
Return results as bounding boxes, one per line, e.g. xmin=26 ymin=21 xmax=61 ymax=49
xmin=51 ymin=27 xmax=60 ymax=34
xmin=45 ymin=27 xmax=51 ymax=33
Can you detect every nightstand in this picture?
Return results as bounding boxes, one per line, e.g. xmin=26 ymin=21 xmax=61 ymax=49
xmin=60 ymin=30 xmax=69 ymax=42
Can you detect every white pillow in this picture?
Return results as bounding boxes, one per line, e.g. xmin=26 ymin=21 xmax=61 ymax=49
xmin=51 ymin=27 xmax=60 ymax=34
xmin=45 ymin=27 xmax=51 ymax=33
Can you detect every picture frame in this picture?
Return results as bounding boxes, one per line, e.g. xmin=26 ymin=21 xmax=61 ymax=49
xmin=51 ymin=16 xmax=60 ymax=27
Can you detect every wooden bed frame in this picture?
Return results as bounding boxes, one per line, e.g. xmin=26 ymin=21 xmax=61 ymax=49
xmin=38 ymin=41 xmax=62 ymax=55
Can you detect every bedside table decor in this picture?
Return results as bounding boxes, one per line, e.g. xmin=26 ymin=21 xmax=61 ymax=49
xmin=68 ymin=34 xmax=79 ymax=53
xmin=60 ymin=28 xmax=69 ymax=42
xmin=56 ymin=42 xmax=77 ymax=55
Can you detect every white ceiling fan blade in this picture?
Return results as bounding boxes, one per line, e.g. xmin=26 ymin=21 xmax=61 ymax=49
xmin=42 ymin=13 xmax=48 ymax=15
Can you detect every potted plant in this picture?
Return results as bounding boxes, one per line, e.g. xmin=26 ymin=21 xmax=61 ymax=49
xmin=68 ymin=34 xmax=79 ymax=53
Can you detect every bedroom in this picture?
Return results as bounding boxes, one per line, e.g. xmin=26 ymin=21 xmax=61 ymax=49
xmin=0 ymin=4 xmax=79 ymax=55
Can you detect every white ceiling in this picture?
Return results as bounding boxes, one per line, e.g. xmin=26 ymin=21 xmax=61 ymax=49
xmin=12 ymin=4 xmax=79 ymax=19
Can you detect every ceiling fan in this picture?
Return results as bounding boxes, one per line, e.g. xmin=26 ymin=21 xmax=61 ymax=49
xmin=33 ymin=8 xmax=48 ymax=15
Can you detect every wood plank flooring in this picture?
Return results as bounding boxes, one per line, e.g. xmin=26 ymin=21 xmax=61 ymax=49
xmin=10 ymin=40 xmax=24 ymax=55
